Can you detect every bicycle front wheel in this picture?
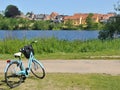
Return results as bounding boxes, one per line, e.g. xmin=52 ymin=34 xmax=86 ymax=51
xmin=5 ymin=61 xmax=22 ymax=88
xmin=31 ymin=60 xmax=45 ymax=79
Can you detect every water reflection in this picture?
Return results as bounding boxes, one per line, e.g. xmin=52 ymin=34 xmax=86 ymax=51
xmin=0 ymin=30 xmax=99 ymax=40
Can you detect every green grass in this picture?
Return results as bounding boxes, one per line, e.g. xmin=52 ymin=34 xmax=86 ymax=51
xmin=0 ymin=73 xmax=120 ymax=90
xmin=1 ymin=52 xmax=120 ymax=60
xmin=1 ymin=38 xmax=120 ymax=60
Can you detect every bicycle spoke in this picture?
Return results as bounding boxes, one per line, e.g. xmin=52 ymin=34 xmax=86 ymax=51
xmin=31 ymin=60 xmax=45 ymax=79
xmin=5 ymin=61 xmax=22 ymax=88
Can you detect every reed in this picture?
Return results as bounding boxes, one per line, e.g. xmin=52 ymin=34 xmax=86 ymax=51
xmin=0 ymin=38 xmax=120 ymax=57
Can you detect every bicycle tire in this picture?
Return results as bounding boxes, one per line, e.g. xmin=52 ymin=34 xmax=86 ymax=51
xmin=5 ymin=61 xmax=23 ymax=88
xmin=31 ymin=60 xmax=45 ymax=79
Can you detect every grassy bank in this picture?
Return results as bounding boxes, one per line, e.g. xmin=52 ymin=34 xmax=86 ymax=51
xmin=0 ymin=38 xmax=120 ymax=59
xmin=0 ymin=73 xmax=120 ymax=90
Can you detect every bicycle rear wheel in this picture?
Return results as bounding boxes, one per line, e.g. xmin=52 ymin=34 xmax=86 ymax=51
xmin=5 ymin=61 xmax=23 ymax=88
xmin=31 ymin=60 xmax=45 ymax=79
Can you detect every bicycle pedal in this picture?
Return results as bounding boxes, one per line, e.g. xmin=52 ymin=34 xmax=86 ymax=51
xmin=22 ymin=75 xmax=26 ymax=80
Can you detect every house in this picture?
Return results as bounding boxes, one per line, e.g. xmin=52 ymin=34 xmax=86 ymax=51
xmin=26 ymin=12 xmax=35 ymax=20
xmin=49 ymin=12 xmax=65 ymax=23
xmin=50 ymin=12 xmax=59 ymax=20
xmin=64 ymin=13 xmax=89 ymax=25
xmin=51 ymin=15 xmax=65 ymax=23
xmin=63 ymin=13 xmax=115 ymax=26
xmin=99 ymin=13 xmax=115 ymax=23
xmin=34 ymin=14 xmax=50 ymax=20
xmin=26 ymin=12 xmax=50 ymax=20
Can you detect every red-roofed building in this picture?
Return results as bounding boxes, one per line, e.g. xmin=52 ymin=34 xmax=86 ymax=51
xmin=63 ymin=13 xmax=115 ymax=26
xmin=50 ymin=12 xmax=59 ymax=20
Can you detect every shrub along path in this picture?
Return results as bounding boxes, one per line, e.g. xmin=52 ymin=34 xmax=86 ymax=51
xmin=0 ymin=60 xmax=120 ymax=75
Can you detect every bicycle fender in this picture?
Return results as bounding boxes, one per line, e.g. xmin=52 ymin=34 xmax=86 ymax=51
xmin=4 ymin=60 xmax=20 ymax=73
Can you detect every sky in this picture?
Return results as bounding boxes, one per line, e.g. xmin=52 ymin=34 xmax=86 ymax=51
xmin=0 ymin=0 xmax=118 ymax=15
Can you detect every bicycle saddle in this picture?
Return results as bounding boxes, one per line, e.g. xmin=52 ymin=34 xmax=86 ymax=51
xmin=14 ymin=52 xmax=22 ymax=58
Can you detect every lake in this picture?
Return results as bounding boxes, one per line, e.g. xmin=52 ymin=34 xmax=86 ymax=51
xmin=0 ymin=30 xmax=99 ymax=41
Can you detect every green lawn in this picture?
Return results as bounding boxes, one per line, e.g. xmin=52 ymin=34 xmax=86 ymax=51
xmin=1 ymin=52 xmax=120 ymax=60
xmin=0 ymin=73 xmax=120 ymax=90
xmin=1 ymin=38 xmax=120 ymax=60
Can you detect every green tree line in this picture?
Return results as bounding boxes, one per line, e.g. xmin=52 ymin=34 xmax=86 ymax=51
xmin=0 ymin=14 xmax=104 ymax=30
xmin=0 ymin=5 xmax=104 ymax=30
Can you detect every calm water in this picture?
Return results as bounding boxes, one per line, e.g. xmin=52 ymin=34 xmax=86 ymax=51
xmin=0 ymin=30 xmax=99 ymax=41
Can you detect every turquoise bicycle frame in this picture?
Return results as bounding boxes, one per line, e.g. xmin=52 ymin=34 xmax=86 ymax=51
xmin=5 ymin=52 xmax=44 ymax=77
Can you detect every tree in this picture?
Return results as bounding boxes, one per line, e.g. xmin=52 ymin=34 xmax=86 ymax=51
xmin=85 ymin=13 xmax=94 ymax=29
xmin=98 ymin=1 xmax=120 ymax=40
xmin=114 ymin=0 xmax=120 ymax=14
xmin=32 ymin=21 xmax=50 ymax=30
xmin=64 ymin=20 xmax=76 ymax=30
xmin=85 ymin=13 xmax=104 ymax=30
xmin=5 ymin=5 xmax=21 ymax=17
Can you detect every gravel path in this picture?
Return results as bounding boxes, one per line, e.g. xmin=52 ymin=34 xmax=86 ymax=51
xmin=0 ymin=60 xmax=120 ymax=75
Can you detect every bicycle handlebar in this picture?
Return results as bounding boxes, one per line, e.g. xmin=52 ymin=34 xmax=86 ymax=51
xmin=19 ymin=40 xmax=37 ymax=52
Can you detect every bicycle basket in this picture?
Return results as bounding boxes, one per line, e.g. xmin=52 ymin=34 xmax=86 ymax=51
xmin=20 ymin=45 xmax=34 ymax=59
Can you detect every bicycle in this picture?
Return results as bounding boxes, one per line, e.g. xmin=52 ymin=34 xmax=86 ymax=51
xmin=4 ymin=41 xmax=45 ymax=88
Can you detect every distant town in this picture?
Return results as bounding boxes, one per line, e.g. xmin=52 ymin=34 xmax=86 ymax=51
xmin=19 ymin=12 xmax=115 ymax=26
xmin=0 ymin=4 xmax=117 ymax=30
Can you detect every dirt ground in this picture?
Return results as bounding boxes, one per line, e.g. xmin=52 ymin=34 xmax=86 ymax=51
xmin=0 ymin=60 xmax=120 ymax=75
